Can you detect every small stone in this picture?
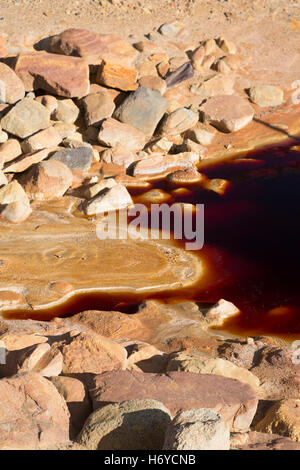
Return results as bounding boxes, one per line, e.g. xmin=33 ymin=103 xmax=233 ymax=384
xmin=145 ymin=137 xmax=173 ymax=154
xmin=132 ymin=152 xmax=199 ymax=177
xmin=204 ymin=299 xmax=240 ymax=324
xmin=49 ymin=147 xmax=93 ymax=171
xmin=159 ymin=22 xmax=184 ymax=37
xmin=159 ymin=108 xmax=199 ymax=137
xmin=15 ymin=52 xmax=90 ymax=98
xmin=98 ymin=117 xmax=146 ymax=151
xmin=133 ymin=41 xmax=163 ymax=54
xmin=202 ymin=38 xmax=217 ymax=55
xmin=81 ymin=91 xmax=115 ymax=127
xmin=217 ymin=37 xmax=237 ymax=54
xmin=1 ymin=98 xmax=50 ymax=139
xmin=21 ymin=127 xmax=61 ymax=153
xmin=163 ymin=408 xmax=230 ymax=450
xmin=82 ymin=184 xmax=133 ymax=215
xmin=0 ymin=138 xmax=22 ymax=163
xmin=185 ymin=122 xmax=215 ymax=145
xmin=165 ymin=62 xmax=194 ymax=88
xmin=52 ymin=99 xmax=80 ymax=124
xmin=0 ymin=197 xmax=32 ymax=223
xmin=35 ymin=95 xmax=58 ymax=113
xmin=100 ymin=148 xmax=138 ymax=168
xmin=195 ymin=54 xmax=216 ymax=74
xmin=0 ymin=170 xmax=8 ymax=186
xmin=114 ymin=87 xmax=168 ymax=136
xmin=157 ymin=61 xmax=170 ymax=78
xmin=205 ymin=178 xmax=231 ymax=196
xmin=191 ymin=74 xmax=235 ymax=97
xmin=248 ymin=85 xmax=284 ymax=107
xmin=0 ymin=130 xmax=8 ymax=143
xmin=78 ymin=399 xmax=171 ymax=450
xmin=138 ymin=76 xmax=166 ymax=95
xmin=53 ymin=122 xmax=77 ymax=140
xmin=190 ymin=46 xmax=205 ymax=71
xmin=255 ymin=399 xmax=300 ymax=442
xmin=82 ymin=177 xmax=117 ymax=199
xmin=4 ymin=149 xmax=51 ymax=173
xmin=167 ymin=167 xmax=204 ymax=184
xmin=96 ymin=61 xmax=138 ymax=91
xmin=199 ymin=95 xmax=254 ymax=132
xmin=0 ymin=62 xmax=25 ymax=104
xmin=0 ymin=180 xmax=27 ymax=204
xmin=19 ymin=160 xmax=73 ymax=200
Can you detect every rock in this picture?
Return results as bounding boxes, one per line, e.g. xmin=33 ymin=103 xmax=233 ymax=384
xmin=159 ymin=22 xmax=184 ymax=37
xmin=21 ymin=127 xmax=61 ymax=153
xmin=190 ymin=46 xmax=205 ymax=71
xmin=78 ymin=399 xmax=171 ymax=450
xmin=138 ymin=75 xmax=166 ymax=95
xmin=200 ymin=95 xmax=254 ymax=132
xmin=203 ymin=299 xmax=240 ymax=324
xmin=82 ymin=177 xmax=117 ymax=199
xmin=132 ymin=152 xmax=199 ymax=177
xmin=0 ymin=197 xmax=32 ymax=223
xmin=133 ymin=41 xmax=163 ymax=54
xmin=90 ymin=370 xmax=258 ymax=432
xmin=166 ymin=351 xmax=259 ymax=390
xmin=0 ymin=332 xmax=47 ymax=351
xmin=81 ymin=91 xmax=115 ymax=127
xmin=167 ymin=167 xmax=204 ymax=184
xmin=35 ymin=94 xmax=58 ymax=113
xmin=49 ymin=147 xmax=93 ymax=171
xmin=216 ymin=37 xmax=237 ymax=54
xmin=0 ymin=138 xmax=22 ymax=163
xmin=202 ymin=39 xmax=217 ymax=55
xmin=100 ymin=148 xmax=138 ymax=168
xmin=254 ymin=399 xmax=300 ymax=442
xmin=82 ymin=184 xmax=133 ymax=215
xmin=98 ymin=117 xmax=146 ymax=151
xmin=157 ymin=61 xmax=170 ymax=79
xmin=231 ymin=431 xmax=300 ymax=450
xmin=165 ymin=62 xmax=194 ymax=88
xmin=218 ymin=337 xmax=279 ymax=369
xmin=114 ymin=87 xmax=168 ymax=136
xmin=50 ymin=376 xmax=92 ymax=438
xmin=191 ymin=75 xmax=235 ymax=97
xmin=0 ymin=130 xmax=8 ymax=144
xmin=0 ymin=62 xmax=25 ymax=104
xmin=53 ymin=122 xmax=77 ymax=140
xmin=194 ymin=55 xmax=216 ymax=74
xmin=0 ymin=372 xmax=70 ymax=449
xmin=248 ymin=85 xmax=284 ymax=107
xmin=53 ymin=99 xmax=80 ymax=124
xmin=96 ymin=61 xmax=138 ymax=91
xmin=14 ymin=52 xmax=90 ymax=98
xmin=1 ymin=98 xmax=50 ymax=139
xmin=159 ymin=108 xmax=198 ymax=137
xmin=0 ymin=170 xmax=8 ymax=186
xmin=51 ymin=29 xmax=138 ymax=67
xmin=204 ymin=178 xmax=231 ymax=196
xmin=163 ymin=408 xmax=230 ymax=450
xmin=127 ymin=343 xmax=167 ymax=373
xmin=146 ymin=137 xmax=173 ymax=154
xmin=4 ymin=148 xmax=51 ymax=173
xmin=19 ymin=160 xmax=73 ymax=200
xmin=185 ymin=122 xmax=215 ymax=146
xmin=0 ymin=180 xmax=26 ymax=204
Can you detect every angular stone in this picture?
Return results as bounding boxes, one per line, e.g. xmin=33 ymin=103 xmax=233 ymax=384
xmin=82 ymin=184 xmax=133 ymax=215
xmin=100 ymin=147 xmax=138 ymax=168
xmin=97 ymin=61 xmax=138 ymax=91
xmin=248 ymin=85 xmax=284 ymax=107
xmin=35 ymin=94 xmax=58 ymax=113
xmin=127 ymin=343 xmax=167 ymax=373
xmin=0 ymin=130 xmax=8 ymax=144
xmin=21 ymin=127 xmax=61 ymax=153
xmin=217 ymin=37 xmax=237 ymax=54
xmin=78 ymin=399 xmax=171 ymax=450
xmin=203 ymin=299 xmax=240 ymax=324
xmin=98 ymin=117 xmax=146 ymax=150
xmin=114 ymin=87 xmax=168 ymax=136
xmin=0 ymin=138 xmax=22 ymax=163
xmin=159 ymin=108 xmax=198 ymax=137
xmin=0 ymin=62 xmax=25 ymax=104
xmin=90 ymin=371 xmax=258 ymax=432
xmin=82 ymin=177 xmax=117 ymax=199
xmin=0 ymin=180 xmax=26 ymax=204
xmin=1 ymin=98 xmax=50 ymax=139
xmin=185 ymin=122 xmax=215 ymax=146
xmin=51 ymin=29 xmax=138 ymax=67
xmin=53 ymin=122 xmax=77 ymax=140
xmin=204 ymin=178 xmax=231 ymax=196
xmin=4 ymin=149 xmax=51 ymax=173
xmin=165 ymin=62 xmax=194 ymax=88
xmin=14 ymin=52 xmax=90 ymax=98
xmin=0 ymin=170 xmax=8 ymax=186
xmin=231 ymin=431 xmax=300 ymax=450
xmin=159 ymin=22 xmax=184 ymax=37
xmin=200 ymin=95 xmax=254 ymax=132
xmin=52 ymin=99 xmax=80 ymax=124
xmin=190 ymin=45 xmax=205 ymax=71
xmin=166 ymin=351 xmax=259 ymax=389
xmin=167 ymin=167 xmax=205 ymax=184
xmin=132 ymin=152 xmax=199 ymax=177
xmin=163 ymin=408 xmax=230 ymax=450
xmin=0 ymin=197 xmax=32 ymax=223
xmin=0 ymin=372 xmax=70 ymax=450
xmin=81 ymin=91 xmax=115 ymax=127
xmin=19 ymin=160 xmax=73 ymax=200
xmin=138 ymin=76 xmax=166 ymax=95
xmin=49 ymin=147 xmax=93 ymax=171
xmin=255 ymin=399 xmax=300 ymax=442
xmin=191 ymin=74 xmax=235 ymax=97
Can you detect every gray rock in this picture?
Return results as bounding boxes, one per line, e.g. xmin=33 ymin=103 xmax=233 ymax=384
xmin=50 ymin=147 xmax=93 ymax=171
xmin=114 ymin=87 xmax=168 ymax=136
xmin=77 ymin=398 xmax=172 ymax=450
xmin=165 ymin=62 xmax=194 ymax=88
xmin=163 ymin=408 xmax=230 ymax=450
xmin=1 ymin=98 xmax=50 ymax=138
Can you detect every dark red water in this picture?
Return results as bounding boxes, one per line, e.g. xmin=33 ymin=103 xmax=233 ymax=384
xmin=3 ymin=142 xmax=300 ymax=339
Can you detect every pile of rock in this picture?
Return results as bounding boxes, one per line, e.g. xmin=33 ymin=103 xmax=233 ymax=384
xmin=0 ymin=24 xmax=285 ymax=223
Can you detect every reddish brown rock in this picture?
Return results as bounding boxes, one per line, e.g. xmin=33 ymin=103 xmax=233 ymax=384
xmin=89 ymin=370 xmax=258 ymax=432
xmin=81 ymin=91 xmax=115 ymax=127
xmin=51 ymin=29 xmax=138 ymax=67
xmin=4 ymin=148 xmax=51 ymax=173
xmin=98 ymin=117 xmax=146 ymax=151
xmin=14 ymin=52 xmax=90 ymax=98
xmin=19 ymin=160 xmax=73 ymax=200
xmin=0 ymin=62 xmax=25 ymax=104
xmin=0 ymin=372 xmax=70 ymax=449
xmin=159 ymin=108 xmax=199 ymax=137
xmin=138 ymin=76 xmax=166 ymax=95
xmin=97 ymin=61 xmax=138 ymax=92
xmin=132 ymin=152 xmax=199 ymax=177
xmin=199 ymin=95 xmax=254 ymax=132
xmin=231 ymin=431 xmax=300 ymax=450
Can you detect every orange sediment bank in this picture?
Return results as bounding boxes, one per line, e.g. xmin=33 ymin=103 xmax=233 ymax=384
xmin=3 ymin=142 xmax=300 ymax=339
